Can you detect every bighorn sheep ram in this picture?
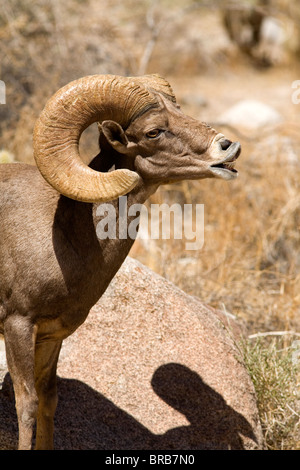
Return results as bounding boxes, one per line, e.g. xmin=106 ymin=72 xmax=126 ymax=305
xmin=0 ymin=74 xmax=241 ymax=450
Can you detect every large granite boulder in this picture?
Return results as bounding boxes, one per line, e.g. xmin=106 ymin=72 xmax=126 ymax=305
xmin=0 ymin=257 xmax=264 ymax=450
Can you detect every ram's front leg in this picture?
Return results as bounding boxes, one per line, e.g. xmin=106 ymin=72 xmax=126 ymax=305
xmin=34 ymin=340 xmax=62 ymax=450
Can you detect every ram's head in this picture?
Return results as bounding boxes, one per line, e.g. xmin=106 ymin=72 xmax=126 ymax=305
xmin=34 ymin=74 xmax=241 ymax=203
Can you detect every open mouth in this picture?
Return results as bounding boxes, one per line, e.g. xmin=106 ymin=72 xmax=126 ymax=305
xmin=210 ymin=141 xmax=241 ymax=180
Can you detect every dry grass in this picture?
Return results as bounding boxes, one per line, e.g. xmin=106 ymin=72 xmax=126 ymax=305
xmin=241 ymin=336 xmax=300 ymax=450
xmin=1 ymin=0 xmax=300 ymax=450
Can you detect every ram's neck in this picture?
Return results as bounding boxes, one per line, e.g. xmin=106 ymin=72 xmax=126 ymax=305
xmin=92 ymin=176 xmax=158 ymax=268
xmin=89 ymin=149 xmax=158 ymax=262
xmin=52 ymin=152 xmax=158 ymax=306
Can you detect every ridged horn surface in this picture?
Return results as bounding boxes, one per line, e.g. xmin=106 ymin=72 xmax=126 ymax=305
xmin=33 ymin=74 xmax=163 ymax=203
xmin=133 ymin=74 xmax=176 ymax=103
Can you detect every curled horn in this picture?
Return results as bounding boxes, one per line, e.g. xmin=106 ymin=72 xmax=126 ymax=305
xmin=33 ymin=74 xmax=171 ymax=203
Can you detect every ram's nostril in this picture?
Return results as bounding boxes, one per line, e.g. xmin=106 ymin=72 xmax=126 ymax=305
xmin=220 ymin=139 xmax=232 ymax=151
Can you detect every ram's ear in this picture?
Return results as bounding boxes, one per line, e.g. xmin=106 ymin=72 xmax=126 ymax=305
xmin=100 ymin=120 xmax=136 ymax=155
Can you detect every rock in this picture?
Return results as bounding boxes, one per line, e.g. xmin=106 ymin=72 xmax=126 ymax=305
xmin=0 ymin=257 xmax=264 ymax=450
xmin=56 ymin=257 xmax=263 ymax=450
xmin=220 ymin=99 xmax=282 ymax=129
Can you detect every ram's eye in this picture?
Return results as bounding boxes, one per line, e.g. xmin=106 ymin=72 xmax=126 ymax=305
xmin=146 ymin=129 xmax=162 ymax=139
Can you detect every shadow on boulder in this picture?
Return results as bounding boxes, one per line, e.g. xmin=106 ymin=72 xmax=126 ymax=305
xmin=1 ymin=362 xmax=257 ymax=450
